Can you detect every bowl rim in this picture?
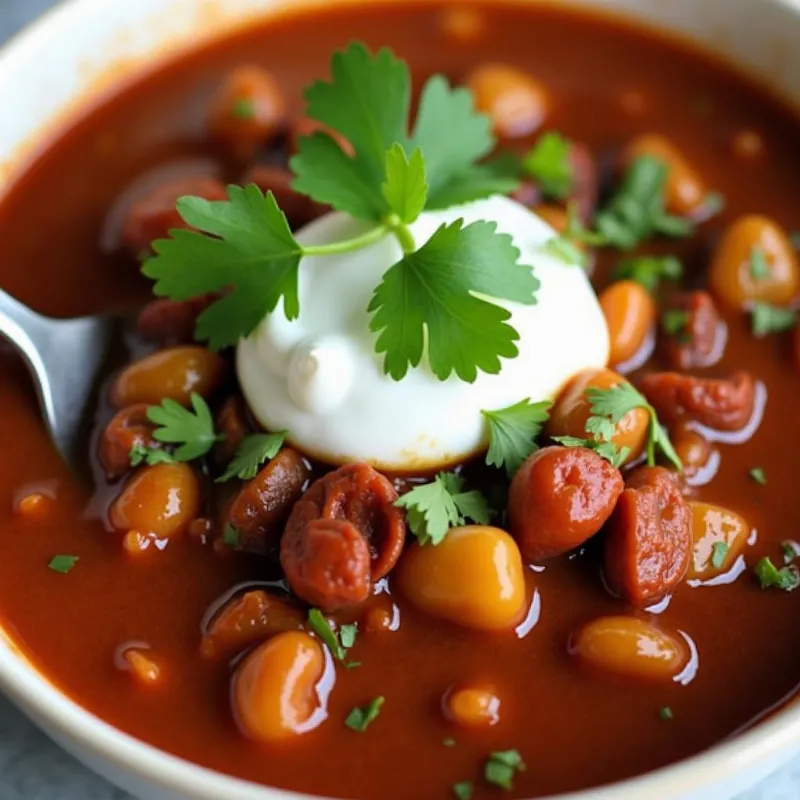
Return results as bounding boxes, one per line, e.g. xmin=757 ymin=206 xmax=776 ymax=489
xmin=1 ymin=0 xmax=800 ymax=798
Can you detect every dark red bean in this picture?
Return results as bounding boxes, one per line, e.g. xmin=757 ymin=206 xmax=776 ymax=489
xmin=98 ymin=404 xmax=158 ymax=481
xmin=135 ymin=296 xmax=214 ymax=345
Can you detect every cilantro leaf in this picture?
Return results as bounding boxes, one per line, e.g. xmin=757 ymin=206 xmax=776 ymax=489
xmin=293 ymin=43 xmax=409 ymax=220
xmin=423 ymin=160 xmax=519 ymax=210
xmin=749 ymin=466 xmax=767 ymax=485
xmin=453 ymin=782 xmax=473 ymax=800
xmin=551 ymin=435 xmax=630 ymax=469
xmin=750 ymin=302 xmax=797 ymax=337
xmin=222 ymin=524 xmax=240 ymax=548
xmin=613 ymin=255 xmax=683 ymax=293
xmin=522 ymin=131 xmax=573 ymax=199
xmin=410 ymin=74 xmax=494 ymax=200
xmin=584 ymin=383 xmax=682 ymax=471
xmin=482 ymin=399 xmax=551 ymax=475
xmin=48 ymin=555 xmax=78 ymax=574
xmin=345 ymin=697 xmax=385 ymax=732
xmin=308 ymin=609 xmax=346 ymax=660
xmin=129 ymin=443 xmax=176 ymax=467
xmin=147 ymin=393 xmax=219 ymax=461
xmin=484 ymin=750 xmax=526 ymax=790
xmin=659 ymin=706 xmax=674 ymax=721
xmin=754 ymin=557 xmax=800 ymax=591
xmin=382 ymin=144 xmax=428 ymax=224
xmin=216 ymin=432 xmax=287 ymax=483
xmin=661 ymin=309 xmax=691 ymax=340
xmin=711 ymin=541 xmax=729 ymax=569
xmin=395 ymin=472 xmax=491 ymax=546
xmin=369 ymin=219 xmax=538 ymax=381
xmin=142 ymin=185 xmax=302 ymax=350
xmin=595 ymin=155 xmax=693 ymax=250
xmin=783 ymin=541 xmax=799 ymax=564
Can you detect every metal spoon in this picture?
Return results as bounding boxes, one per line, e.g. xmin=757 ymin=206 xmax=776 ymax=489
xmin=0 ymin=288 xmax=116 ymax=468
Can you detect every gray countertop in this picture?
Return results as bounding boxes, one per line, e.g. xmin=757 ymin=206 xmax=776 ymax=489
xmin=0 ymin=2 xmax=797 ymax=798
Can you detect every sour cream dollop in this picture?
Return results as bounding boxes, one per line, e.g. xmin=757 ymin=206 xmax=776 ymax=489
xmin=237 ymin=195 xmax=609 ymax=471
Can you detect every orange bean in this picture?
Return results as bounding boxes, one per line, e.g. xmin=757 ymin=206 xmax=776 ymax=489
xmin=119 ymin=647 xmax=162 ymax=687
xmin=571 ymin=616 xmax=687 ymax=682
xmin=709 ymin=215 xmax=799 ymax=309
xmin=599 ymin=280 xmax=656 ymax=366
xmin=438 ymin=6 xmax=487 ymax=44
xmin=110 ymin=346 xmax=226 ymax=408
xmin=14 ymin=492 xmax=53 ymax=521
xmin=671 ymin=425 xmax=712 ymax=478
xmin=232 ymin=631 xmax=327 ymax=743
xmin=687 ymin=501 xmax=749 ymax=581
xmin=464 ymin=64 xmax=549 ymax=139
xmin=443 ymin=685 xmax=500 ymax=728
xmin=110 ymin=463 xmax=201 ymax=539
xmin=622 ymin=134 xmax=705 ymax=215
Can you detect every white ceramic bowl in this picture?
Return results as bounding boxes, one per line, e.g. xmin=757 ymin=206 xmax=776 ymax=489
xmin=1 ymin=1 xmax=799 ymax=798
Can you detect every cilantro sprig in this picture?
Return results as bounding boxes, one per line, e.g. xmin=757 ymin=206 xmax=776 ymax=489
xmin=754 ymin=557 xmax=800 ymax=591
xmin=216 ymin=432 xmax=287 ymax=482
xmin=145 ymin=43 xmax=535 ymax=383
xmin=146 ymin=393 xmax=220 ymax=461
xmin=481 ymin=399 xmax=551 ymax=475
xmin=522 ymin=131 xmax=573 ymax=199
xmin=613 ymin=255 xmax=683 ymax=293
xmin=395 ymin=472 xmax=492 ymax=546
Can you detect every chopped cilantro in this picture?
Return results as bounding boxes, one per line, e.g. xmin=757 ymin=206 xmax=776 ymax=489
xmin=782 ymin=541 xmax=800 ymax=564
xmin=222 ymin=524 xmax=240 ymax=548
xmin=146 ymin=393 xmax=219 ymax=461
xmin=584 ymin=382 xmax=682 ymax=470
xmin=481 ymin=398 xmax=552 ymax=475
xmin=613 ymin=255 xmax=683 ymax=293
xmin=522 ymin=131 xmax=573 ymax=199
xmin=345 ymin=697 xmax=384 ymax=732
xmin=749 ymin=466 xmax=767 ymax=485
xmin=540 ymin=234 xmax=586 ymax=267
xmin=750 ymin=302 xmax=797 ymax=337
xmin=307 ymin=609 xmax=355 ymax=661
xmin=711 ymin=541 xmax=729 ymax=569
xmin=395 ymin=472 xmax=492 ymax=546
xmin=443 ymin=737 xmax=457 ymax=747
xmin=344 ymin=661 xmax=362 ymax=670
xmin=339 ymin=623 xmax=358 ymax=649
xmin=48 ymin=555 xmax=78 ymax=574
xmin=452 ymin=781 xmax=473 ymax=800
xmin=484 ymin=749 xmax=526 ymax=790
xmin=231 ymin=97 xmax=255 ymax=120
xmin=129 ymin=443 xmax=175 ymax=467
xmin=754 ymin=557 xmax=800 ymax=591
xmin=595 ymin=155 xmax=693 ymax=250
xmin=749 ymin=245 xmax=771 ymax=281
xmin=551 ymin=435 xmax=630 ymax=469
xmin=216 ymin=432 xmax=287 ymax=482
xmin=661 ymin=309 xmax=691 ymax=340
xmin=659 ymin=706 xmax=674 ymax=721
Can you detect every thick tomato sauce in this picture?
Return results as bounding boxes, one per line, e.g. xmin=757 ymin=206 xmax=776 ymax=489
xmin=0 ymin=3 xmax=799 ymax=799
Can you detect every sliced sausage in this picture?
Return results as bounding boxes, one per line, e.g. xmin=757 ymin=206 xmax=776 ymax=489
xmin=604 ymin=466 xmax=691 ymax=606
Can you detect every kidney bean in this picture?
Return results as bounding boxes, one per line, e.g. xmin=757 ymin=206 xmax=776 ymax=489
xmin=98 ymin=404 xmax=159 ymax=480
xmin=242 ymin=164 xmax=328 ymax=229
xmin=659 ymin=291 xmax=726 ymax=370
xmin=201 ymin=590 xmax=305 ymax=660
xmin=547 ymin=368 xmax=650 ymax=465
xmin=226 ymin=448 xmax=310 ymax=555
xmin=604 ymin=466 xmax=691 ymax=606
xmin=571 ymin=616 xmax=688 ymax=682
xmin=208 ymin=66 xmax=286 ymax=160
xmin=621 ymin=134 xmax=706 ymax=216
xmin=687 ymin=501 xmax=750 ymax=581
xmin=508 ymin=447 xmax=624 ymax=562
xmin=232 ymin=631 xmax=327 ymax=743
xmin=639 ymin=370 xmax=756 ymax=432
xmin=464 ymin=63 xmax=549 ymax=139
xmin=283 ymin=463 xmax=406 ymax=582
xmin=397 ymin=526 xmax=526 ymax=631
xmin=213 ymin=395 xmax=250 ymax=467
xmin=109 ymin=463 xmax=202 ymax=540
xmin=135 ymin=296 xmax=214 ymax=345
xmin=443 ymin=685 xmax=500 ymax=728
xmin=709 ymin=215 xmax=799 ymax=309
xmin=121 ymin=176 xmax=228 ymax=258
xmin=110 ymin=346 xmax=226 ymax=409
xmin=281 ymin=518 xmax=373 ymax=611
xmin=599 ymin=280 xmax=656 ymax=367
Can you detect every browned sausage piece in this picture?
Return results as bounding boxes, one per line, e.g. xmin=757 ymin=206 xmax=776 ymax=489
xmin=639 ymin=370 xmax=756 ymax=432
xmin=98 ymin=404 xmax=158 ymax=481
xmin=242 ymin=165 xmax=329 ymax=229
xmin=226 ymin=449 xmax=310 ymax=554
xmin=213 ymin=396 xmax=250 ymax=467
xmin=508 ymin=447 xmax=624 ymax=561
xmin=136 ymin=296 xmax=214 ymax=345
xmin=283 ymin=463 xmax=406 ymax=582
xmin=120 ymin=176 xmax=228 ymax=258
xmin=604 ymin=466 xmax=691 ymax=607
xmin=659 ymin=291 xmax=726 ymax=370
xmin=200 ymin=590 xmax=304 ymax=660
xmin=281 ymin=518 xmax=372 ymax=612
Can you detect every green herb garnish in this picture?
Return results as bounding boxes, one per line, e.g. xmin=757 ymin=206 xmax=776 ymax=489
xmin=750 ymin=302 xmax=797 ymax=337
xmin=345 ymin=697 xmax=385 ymax=732
xmin=613 ymin=255 xmax=683 ymax=293
xmin=595 ymin=155 xmax=693 ymax=250
xmin=484 ymin=749 xmax=526 ymax=791
xmin=145 ymin=43 xmax=536 ymax=382
xmin=231 ymin=97 xmax=255 ymax=120
xmin=216 ymin=432 xmax=287 ymax=482
xmin=452 ymin=782 xmax=473 ymax=800
xmin=443 ymin=737 xmax=457 ymax=747
xmin=754 ymin=557 xmax=800 ymax=591
xmin=147 ymin=393 xmax=219 ymax=461
xmin=749 ymin=466 xmax=767 ymax=485
xmin=395 ymin=472 xmax=491 ymax=546
xmin=481 ymin=398 xmax=551 ymax=475
xmin=661 ymin=309 xmax=691 ymax=340
xmin=222 ymin=524 xmax=240 ymax=548
xmin=749 ymin=245 xmax=771 ymax=281
xmin=129 ymin=443 xmax=176 ymax=467
xmin=711 ymin=541 xmax=729 ymax=569
xmin=551 ymin=435 xmax=630 ymax=469
xmin=48 ymin=555 xmax=78 ymax=574
xmin=522 ymin=131 xmax=573 ymax=199
xmin=659 ymin=706 xmax=674 ymax=721
xmin=307 ymin=609 xmax=356 ymax=661
xmin=782 ymin=541 xmax=799 ymax=564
